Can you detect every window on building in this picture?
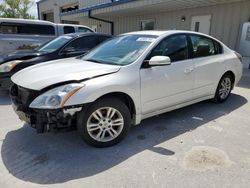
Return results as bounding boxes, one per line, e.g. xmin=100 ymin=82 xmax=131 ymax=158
xmin=148 ymin=35 xmax=188 ymax=62
xmin=63 ymin=26 xmax=75 ymax=34
xmin=0 ymin=23 xmax=55 ymax=35
xmin=190 ymin=35 xmax=222 ymax=58
xmin=42 ymin=12 xmax=54 ymax=22
xmin=61 ymin=3 xmax=79 ymax=13
xmin=194 ymin=22 xmax=200 ymax=32
xmin=141 ymin=20 xmax=155 ymax=31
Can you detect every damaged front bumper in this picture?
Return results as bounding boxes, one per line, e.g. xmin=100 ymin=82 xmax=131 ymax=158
xmin=10 ymin=84 xmax=84 ymax=133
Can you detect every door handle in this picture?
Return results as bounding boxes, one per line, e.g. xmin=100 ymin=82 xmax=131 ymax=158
xmin=184 ymin=67 xmax=194 ymax=74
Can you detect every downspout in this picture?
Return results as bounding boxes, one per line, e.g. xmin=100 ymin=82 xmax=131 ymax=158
xmin=88 ymin=10 xmax=114 ymax=35
xmin=37 ymin=2 xmax=40 ymax=20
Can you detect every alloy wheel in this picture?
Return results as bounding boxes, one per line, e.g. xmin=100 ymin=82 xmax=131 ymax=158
xmin=86 ymin=107 xmax=124 ymax=142
xmin=219 ymin=77 xmax=232 ymax=100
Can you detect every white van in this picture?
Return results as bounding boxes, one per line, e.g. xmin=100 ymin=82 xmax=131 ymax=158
xmin=0 ymin=18 xmax=94 ymax=54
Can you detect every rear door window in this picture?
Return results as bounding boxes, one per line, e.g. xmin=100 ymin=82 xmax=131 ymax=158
xmin=63 ymin=26 xmax=75 ymax=34
xmin=65 ymin=36 xmax=98 ymax=52
xmin=97 ymin=36 xmax=111 ymax=44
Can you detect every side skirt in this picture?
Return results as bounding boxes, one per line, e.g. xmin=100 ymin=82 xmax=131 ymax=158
xmin=135 ymin=95 xmax=214 ymax=125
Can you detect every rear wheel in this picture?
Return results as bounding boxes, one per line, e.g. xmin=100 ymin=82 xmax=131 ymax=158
xmin=213 ymin=74 xmax=233 ymax=103
xmin=77 ymin=98 xmax=131 ymax=147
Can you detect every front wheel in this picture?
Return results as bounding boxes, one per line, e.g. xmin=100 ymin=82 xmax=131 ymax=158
xmin=77 ymin=98 xmax=131 ymax=147
xmin=212 ymin=74 xmax=233 ymax=103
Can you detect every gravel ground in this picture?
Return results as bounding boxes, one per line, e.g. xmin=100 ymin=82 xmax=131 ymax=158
xmin=0 ymin=69 xmax=249 ymax=188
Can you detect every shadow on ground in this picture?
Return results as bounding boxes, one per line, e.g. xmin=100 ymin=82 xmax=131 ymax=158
xmin=1 ymin=94 xmax=247 ymax=184
xmin=237 ymin=68 xmax=250 ymax=89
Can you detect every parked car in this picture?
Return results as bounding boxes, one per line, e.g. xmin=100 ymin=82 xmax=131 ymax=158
xmin=10 ymin=31 xmax=243 ymax=147
xmin=0 ymin=33 xmax=112 ymax=90
xmin=0 ymin=18 xmax=94 ymax=54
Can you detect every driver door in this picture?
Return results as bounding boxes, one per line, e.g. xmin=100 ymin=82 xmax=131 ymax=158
xmin=140 ymin=34 xmax=195 ymax=115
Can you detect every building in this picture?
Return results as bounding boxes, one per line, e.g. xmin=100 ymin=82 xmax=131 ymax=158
xmin=37 ymin=0 xmax=250 ymax=51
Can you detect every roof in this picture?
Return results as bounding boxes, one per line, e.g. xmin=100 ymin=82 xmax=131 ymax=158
xmin=124 ymin=30 xmax=173 ymax=36
xmin=123 ymin=30 xmax=226 ymax=45
xmin=124 ymin=30 xmax=216 ymax=37
xmin=60 ymin=0 xmax=136 ymax=17
xmin=56 ymin=23 xmax=94 ymax=31
xmin=0 ymin=18 xmax=54 ymax=25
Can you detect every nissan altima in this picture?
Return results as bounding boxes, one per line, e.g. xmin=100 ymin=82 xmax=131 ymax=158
xmin=10 ymin=31 xmax=243 ymax=147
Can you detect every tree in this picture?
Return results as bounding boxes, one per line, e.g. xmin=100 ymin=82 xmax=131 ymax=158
xmin=0 ymin=0 xmax=35 ymax=19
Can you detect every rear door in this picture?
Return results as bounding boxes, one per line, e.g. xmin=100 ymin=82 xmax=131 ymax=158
xmin=189 ymin=34 xmax=224 ymax=98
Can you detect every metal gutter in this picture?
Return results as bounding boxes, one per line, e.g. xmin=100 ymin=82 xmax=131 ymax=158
xmin=60 ymin=0 xmax=137 ymax=17
xmin=88 ymin=10 xmax=114 ymax=35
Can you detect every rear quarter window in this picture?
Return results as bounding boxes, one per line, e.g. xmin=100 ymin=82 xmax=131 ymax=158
xmin=214 ymin=41 xmax=223 ymax=54
xmin=190 ymin=34 xmax=223 ymax=58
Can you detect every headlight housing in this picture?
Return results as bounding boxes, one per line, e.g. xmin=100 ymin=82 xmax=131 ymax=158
xmin=0 ymin=60 xmax=23 ymax=73
xmin=29 ymin=83 xmax=84 ymax=109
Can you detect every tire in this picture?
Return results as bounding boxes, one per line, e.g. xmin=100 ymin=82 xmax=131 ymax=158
xmin=77 ymin=97 xmax=131 ymax=148
xmin=212 ymin=73 xmax=233 ymax=103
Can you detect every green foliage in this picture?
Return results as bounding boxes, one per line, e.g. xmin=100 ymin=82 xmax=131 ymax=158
xmin=0 ymin=0 xmax=35 ymax=19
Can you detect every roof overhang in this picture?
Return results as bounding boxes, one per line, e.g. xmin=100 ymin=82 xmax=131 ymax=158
xmin=61 ymin=0 xmax=245 ymax=20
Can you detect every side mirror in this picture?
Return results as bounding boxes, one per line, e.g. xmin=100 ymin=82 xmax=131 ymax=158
xmin=148 ymin=56 xmax=171 ymax=66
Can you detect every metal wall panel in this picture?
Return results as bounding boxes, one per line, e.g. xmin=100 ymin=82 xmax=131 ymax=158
xmin=109 ymin=0 xmax=250 ymax=50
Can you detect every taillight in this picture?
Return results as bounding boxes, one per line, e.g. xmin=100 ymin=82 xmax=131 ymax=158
xmin=234 ymin=52 xmax=243 ymax=64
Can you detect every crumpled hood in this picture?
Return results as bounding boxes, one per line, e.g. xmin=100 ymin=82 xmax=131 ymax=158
xmin=11 ymin=58 xmax=121 ymax=90
xmin=0 ymin=50 xmax=47 ymax=64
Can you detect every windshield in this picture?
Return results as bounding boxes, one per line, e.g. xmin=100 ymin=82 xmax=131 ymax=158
xmin=82 ymin=35 xmax=157 ymax=66
xmin=38 ymin=36 xmax=73 ymax=52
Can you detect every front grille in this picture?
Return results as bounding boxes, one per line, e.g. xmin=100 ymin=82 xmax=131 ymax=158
xmin=10 ymin=84 xmax=40 ymax=111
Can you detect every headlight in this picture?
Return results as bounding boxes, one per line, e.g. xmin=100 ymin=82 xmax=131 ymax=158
xmin=0 ymin=60 xmax=23 ymax=73
xmin=29 ymin=83 xmax=85 ymax=109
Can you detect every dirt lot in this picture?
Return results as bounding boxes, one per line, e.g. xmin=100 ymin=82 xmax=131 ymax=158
xmin=0 ymin=69 xmax=249 ymax=188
